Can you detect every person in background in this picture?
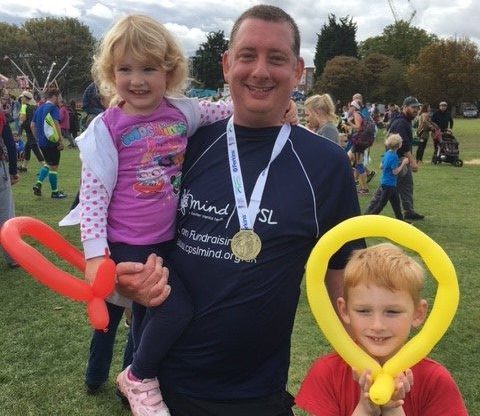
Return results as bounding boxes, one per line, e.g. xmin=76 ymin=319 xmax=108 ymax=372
xmin=81 ymin=82 xmax=105 ymax=128
xmin=304 ymin=93 xmax=340 ymax=144
xmin=31 ymin=88 xmax=67 ymax=199
xmin=415 ymin=103 xmax=438 ymax=163
xmin=364 ymin=133 xmax=409 ymax=220
xmin=431 ymin=101 xmax=453 ymax=162
xmin=12 ymin=96 xmax=21 ymax=133
xmin=18 ymin=91 xmax=44 ymax=173
xmin=296 ymin=243 xmax=468 ymax=416
xmin=350 ymin=93 xmax=376 ymax=184
xmin=68 ymin=100 xmax=80 ymax=142
xmin=388 ymin=96 xmax=424 ymax=221
xmin=114 ymin=5 xmax=363 ymax=415
xmin=0 ymin=111 xmax=20 ymax=268
xmin=431 ymin=101 xmax=453 ymax=132
xmin=59 ymin=99 xmax=75 ymax=148
xmin=348 ymin=100 xmax=370 ymax=196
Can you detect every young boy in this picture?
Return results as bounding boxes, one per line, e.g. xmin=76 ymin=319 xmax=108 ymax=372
xmin=364 ymin=134 xmax=409 ymax=220
xmin=296 ymin=243 xmax=467 ymax=416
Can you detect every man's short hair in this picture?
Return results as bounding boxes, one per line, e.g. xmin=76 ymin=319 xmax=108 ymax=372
xmin=44 ymin=88 xmax=59 ymax=100
xmin=229 ymin=5 xmax=300 ymax=56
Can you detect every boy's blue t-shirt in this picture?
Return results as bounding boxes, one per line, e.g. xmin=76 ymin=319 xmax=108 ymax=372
xmin=381 ymin=149 xmax=400 ymax=186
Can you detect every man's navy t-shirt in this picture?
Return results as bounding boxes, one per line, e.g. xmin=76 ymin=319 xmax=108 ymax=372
xmin=159 ymin=119 xmax=362 ymax=400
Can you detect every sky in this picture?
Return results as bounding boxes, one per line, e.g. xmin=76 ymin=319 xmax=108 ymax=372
xmin=0 ymin=0 xmax=479 ymax=67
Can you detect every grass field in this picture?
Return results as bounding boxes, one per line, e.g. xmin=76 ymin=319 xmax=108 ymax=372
xmin=1 ymin=118 xmax=479 ymax=415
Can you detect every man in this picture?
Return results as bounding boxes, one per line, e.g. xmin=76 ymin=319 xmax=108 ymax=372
xmin=82 ymin=82 xmax=105 ymax=128
xmin=350 ymin=92 xmax=376 ymax=184
xmin=432 ymin=101 xmax=453 ymax=132
xmin=31 ymin=88 xmax=67 ymax=199
xmin=388 ymin=96 xmax=424 ymax=220
xmin=17 ymin=91 xmax=45 ymax=172
xmin=116 ymin=5 xmax=362 ymax=415
xmin=0 ymin=112 xmax=20 ymax=268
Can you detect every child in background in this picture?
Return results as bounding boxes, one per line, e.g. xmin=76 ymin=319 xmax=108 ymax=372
xmin=364 ymin=133 xmax=409 ymax=221
xmin=13 ymin=132 xmax=25 ymax=165
xmin=70 ymin=13 xmax=296 ymax=416
xmin=296 ymin=243 xmax=467 ymax=416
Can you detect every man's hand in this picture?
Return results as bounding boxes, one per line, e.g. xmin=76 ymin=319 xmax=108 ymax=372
xmin=57 ymin=140 xmax=65 ymax=151
xmin=116 ymin=253 xmax=171 ymax=307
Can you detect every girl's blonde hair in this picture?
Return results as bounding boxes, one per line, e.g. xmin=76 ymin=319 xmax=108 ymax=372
xmin=384 ymin=133 xmax=403 ymax=150
xmin=92 ymin=14 xmax=188 ymax=105
xmin=343 ymin=243 xmax=424 ymax=305
xmin=304 ymin=93 xmax=338 ymax=124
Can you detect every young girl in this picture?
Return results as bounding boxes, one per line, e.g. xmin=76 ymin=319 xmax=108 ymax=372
xmin=70 ymin=14 xmax=296 ymax=416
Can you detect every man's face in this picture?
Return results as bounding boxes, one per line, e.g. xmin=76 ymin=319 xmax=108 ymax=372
xmin=439 ymin=104 xmax=447 ymax=112
xmin=404 ymin=105 xmax=419 ymax=120
xmin=222 ymin=18 xmax=304 ymax=127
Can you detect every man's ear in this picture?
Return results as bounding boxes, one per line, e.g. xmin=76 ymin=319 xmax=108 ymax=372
xmin=222 ymin=51 xmax=230 ymax=83
xmin=294 ymin=56 xmax=305 ymax=83
xmin=412 ymin=299 xmax=428 ymax=328
xmin=337 ymin=297 xmax=351 ymax=325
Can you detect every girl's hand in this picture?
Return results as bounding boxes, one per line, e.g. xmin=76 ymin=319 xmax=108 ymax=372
xmin=283 ymin=100 xmax=299 ymax=125
xmin=84 ymin=256 xmax=105 ymax=285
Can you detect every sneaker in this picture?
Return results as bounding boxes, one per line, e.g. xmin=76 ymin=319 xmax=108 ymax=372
xmin=18 ymin=166 xmax=27 ymax=172
xmin=7 ymin=262 xmax=20 ymax=269
xmin=116 ymin=366 xmax=170 ymax=416
xmin=51 ymin=191 xmax=67 ymax=199
xmin=33 ymin=183 xmax=42 ymax=196
xmin=404 ymin=211 xmax=424 ymax=220
xmin=357 ymin=189 xmax=369 ymax=196
xmin=366 ymin=171 xmax=376 ymax=183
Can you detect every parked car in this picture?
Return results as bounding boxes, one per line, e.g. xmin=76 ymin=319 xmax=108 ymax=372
xmin=463 ymin=106 xmax=478 ymax=118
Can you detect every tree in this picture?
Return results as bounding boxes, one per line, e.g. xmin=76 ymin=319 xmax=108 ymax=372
xmin=191 ymin=31 xmax=229 ymax=90
xmin=314 ymin=56 xmax=368 ymax=104
xmin=313 ymin=14 xmax=358 ymax=80
xmin=359 ymin=21 xmax=437 ymax=65
xmin=0 ymin=23 xmax=26 ymax=78
xmin=362 ymin=53 xmax=408 ymax=104
xmin=408 ymin=39 xmax=480 ymax=108
xmin=1 ymin=18 xmax=95 ymax=97
xmin=22 ymin=17 xmax=95 ymax=97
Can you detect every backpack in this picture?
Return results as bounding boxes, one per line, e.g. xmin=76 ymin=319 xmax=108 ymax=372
xmin=351 ymin=111 xmax=376 ymax=148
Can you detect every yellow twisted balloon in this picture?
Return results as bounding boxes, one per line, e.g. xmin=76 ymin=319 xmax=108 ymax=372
xmin=305 ymin=215 xmax=459 ymax=405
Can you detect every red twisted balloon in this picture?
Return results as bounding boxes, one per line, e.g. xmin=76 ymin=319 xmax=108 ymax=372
xmin=0 ymin=217 xmax=115 ymax=330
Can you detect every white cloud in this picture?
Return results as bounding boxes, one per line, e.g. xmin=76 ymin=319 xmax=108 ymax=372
xmin=0 ymin=0 xmax=479 ymax=66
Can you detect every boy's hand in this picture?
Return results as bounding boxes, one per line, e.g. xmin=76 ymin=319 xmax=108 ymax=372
xmin=352 ymin=369 xmax=381 ymax=416
xmin=381 ymin=369 xmax=413 ymax=414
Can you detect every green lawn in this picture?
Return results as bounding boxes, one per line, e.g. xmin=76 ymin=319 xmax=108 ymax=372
xmin=1 ymin=119 xmax=479 ymax=415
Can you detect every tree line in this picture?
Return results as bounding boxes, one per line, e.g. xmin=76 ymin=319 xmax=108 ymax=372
xmin=1 ymin=15 xmax=479 ymax=109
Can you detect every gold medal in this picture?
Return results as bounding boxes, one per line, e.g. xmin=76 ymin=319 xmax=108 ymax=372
xmin=231 ymin=229 xmax=262 ymax=261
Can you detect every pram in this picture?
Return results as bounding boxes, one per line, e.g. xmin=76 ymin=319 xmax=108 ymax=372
xmin=432 ymin=131 xmax=463 ymax=167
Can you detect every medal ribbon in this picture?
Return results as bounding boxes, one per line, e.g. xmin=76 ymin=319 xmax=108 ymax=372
xmin=226 ymin=117 xmax=291 ymax=231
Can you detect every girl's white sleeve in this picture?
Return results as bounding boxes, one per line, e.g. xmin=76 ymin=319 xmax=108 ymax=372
xmin=80 ymin=164 xmax=110 ymax=259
